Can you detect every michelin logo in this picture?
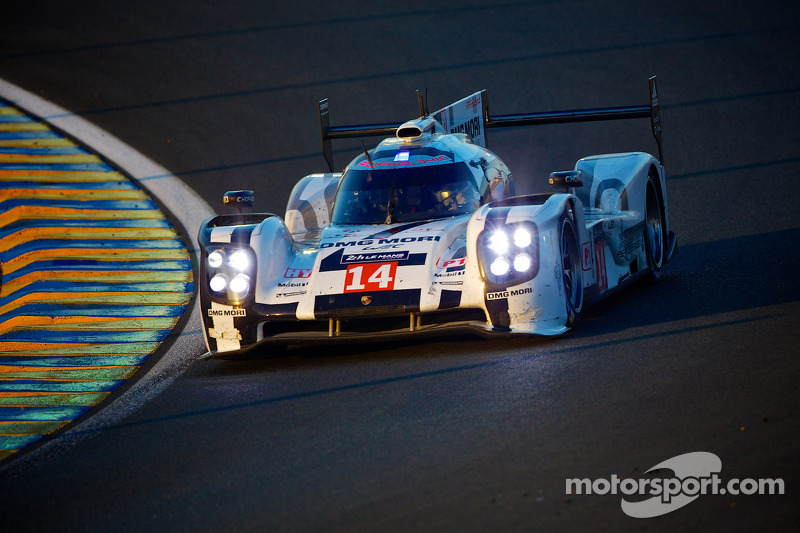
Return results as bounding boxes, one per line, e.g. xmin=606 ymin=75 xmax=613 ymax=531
xmin=486 ymin=287 xmax=532 ymax=300
xmin=208 ymin=309 xmax=247 ymax=317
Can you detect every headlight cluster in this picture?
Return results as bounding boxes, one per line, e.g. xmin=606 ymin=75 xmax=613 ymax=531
xmin=478 ymin=222 xmax=539 ymax=288
xmin=205 ymin=247 xmax=254 ymax=302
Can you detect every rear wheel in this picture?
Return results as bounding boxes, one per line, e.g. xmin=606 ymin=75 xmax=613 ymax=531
xmin=560 ymin=212 xmax=583 ymax=328
xmin=644 ymin=174 xmax=664 ymax=283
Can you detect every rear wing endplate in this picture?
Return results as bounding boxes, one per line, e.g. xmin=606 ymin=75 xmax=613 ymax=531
xmin=319 ymin=76 xmax=663 ymax=171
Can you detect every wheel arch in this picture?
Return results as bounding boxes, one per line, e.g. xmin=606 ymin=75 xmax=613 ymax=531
xmin=648 ymin=162 xmax=669 ymax=255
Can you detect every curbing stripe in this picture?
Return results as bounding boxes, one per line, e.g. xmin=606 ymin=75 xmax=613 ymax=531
xmin=0 ymin=98 xmax=198 ymax=460
xmin=0 ymin=79 xmax=213 ymax=469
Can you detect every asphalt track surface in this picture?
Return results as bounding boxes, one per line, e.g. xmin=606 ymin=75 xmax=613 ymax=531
xmin=1 ymin=1 xmax=799 ymax=531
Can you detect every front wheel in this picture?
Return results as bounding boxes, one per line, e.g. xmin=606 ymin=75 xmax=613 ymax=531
xmin=559 ymin=212 xmax=583 ymax=328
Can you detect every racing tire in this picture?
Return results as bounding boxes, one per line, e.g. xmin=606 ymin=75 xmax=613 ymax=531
xmin=559 ymin=210 xmax=583 ymax=328
xmin=644 ymin=173 xmax=665 ymax=283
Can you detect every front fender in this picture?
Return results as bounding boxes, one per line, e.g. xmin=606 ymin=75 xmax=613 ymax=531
xmin=466 ymin=194 xmax=584 ymax=335
xmin=198 ymin=212 xmax=279 ymax=353
xmin=251 ymin=216 xmax=296 ymax=303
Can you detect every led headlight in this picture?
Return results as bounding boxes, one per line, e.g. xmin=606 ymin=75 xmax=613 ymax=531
xmin=487 ymin=230 xmax=509 ymax=254
xmin=209 ymin=274 xmax=228 ymax=293
xmin=490 ymin=257 xmax=511 ymax=276
xmin=208 ymin=250 xmax=224 ymax=269
xmin=477 ymin=221 xmax=539 ymax=288
xmin=513 ymin=227 xmax=532 ymax=248
xmin=514 ymin=252 xmax=533 ymax=273
xmin=229 ymin=250 xmax=250 ymax=272
xmin=204 ymin=246 xmax=255 ymax=301
xmin=229 ymin=273 xmax=251 ymax=296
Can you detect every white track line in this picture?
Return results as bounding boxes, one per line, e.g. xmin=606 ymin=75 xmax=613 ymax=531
xmin=0 ymin=78 xmax=214 ymax=472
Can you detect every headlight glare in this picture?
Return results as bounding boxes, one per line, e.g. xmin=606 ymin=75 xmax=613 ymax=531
xmin=205 ymin=246 xmax=255 ymax=300
xmin=209 ymin=274 xmax=228 ymax=293
xmin=229 ymin=274 xmax=251 ymax=296
xmin=228 ymin=250 xmax=250 ymax=271
xmin=513 ymin=227 xmax=532 ymax=248
xmin=514 ymin=252 xmax=532 ymax=272
xmin=478 ymin=221 xmax=539 ymax=288
xmin=490 ymin=257 xmax=511 ymax=276
xmin=487 ymin=230 xmax=509 ymax=254
xmin=207 ymin=251 xmax=224 ymax=269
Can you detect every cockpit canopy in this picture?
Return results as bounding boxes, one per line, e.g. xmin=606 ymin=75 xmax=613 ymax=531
xmin=331 ymin=151 xmax=481 ymax=225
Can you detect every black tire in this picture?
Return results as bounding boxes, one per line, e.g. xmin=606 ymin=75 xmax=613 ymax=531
xmin=644 ymin=173 xmax=665 ymax=283
xmin=559 ymin=212 xmax=583 ymax=328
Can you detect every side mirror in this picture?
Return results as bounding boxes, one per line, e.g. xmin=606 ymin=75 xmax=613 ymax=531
xmin=223 ymin=190 xmax=255 ymax=214
xmin=549 ymin=171 xmax=583 ymax=191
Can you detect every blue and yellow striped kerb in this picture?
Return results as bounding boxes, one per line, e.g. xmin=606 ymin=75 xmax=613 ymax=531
xmin=0 ymin=100 xmax=193 ymax=461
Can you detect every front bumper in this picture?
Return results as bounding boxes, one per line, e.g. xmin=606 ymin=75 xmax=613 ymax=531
xmin=198 ymin=317 xmax=537 ymax=360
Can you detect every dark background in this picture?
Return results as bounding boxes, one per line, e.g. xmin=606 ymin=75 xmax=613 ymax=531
xmin=1 ymin=1 xmax=798 ymax=531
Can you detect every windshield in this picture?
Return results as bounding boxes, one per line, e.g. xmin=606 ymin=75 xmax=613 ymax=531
xmin=331 ymin=161 xmax=481 ymax=225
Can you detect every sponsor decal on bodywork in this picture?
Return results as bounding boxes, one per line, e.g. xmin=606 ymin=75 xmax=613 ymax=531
xmin=208 ymin=308 xmax=246 ymax=317
xmin=343 ymin=262 xmax=397 ymax=293
xmin=436 ymin=257 xmax=466 ymax=270
xmin=207 ymin=302 xmax=244 ymax=351
xmin=595 ymin=241 xmax=608 ymax=292
xmin=320 ymin=235 xmax=440 ymax=249
xmin=617 ymin=222 xmax=645 ymax=262
xmin=449 ymin=116 xmax=482 ymax=139
xmin=276 ymin=280 xmax=308 ymax=299
xmin=284 ymin=267 xmax=312 ymax=278
xmin=342 ymin=251 xmax=409 ymax=264
xmin=357 ymin=155 xmax=450 ymax=168
xmin=486 ymin=287 xmax=532 ymax=300
xmin=487 ymin=291 xmax=508 ymax=301
xmin=278 ymin=281 xmax=307 ymax=288
xmin=581 ymin=242 xmax=593 ymax=271
xmin=434 ymin=90 xmax=486 ymax=147
xmin=433 ymin=257 xmax=466 ymax=286
xmin=277 ymin=291 xmax=306 ymax=298
xmin=434 ymin=270 xmax=465 ymax=279
xmin=320 ymin=248 xmax=426 ymax=272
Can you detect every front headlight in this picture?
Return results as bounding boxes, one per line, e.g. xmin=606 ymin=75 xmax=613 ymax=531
xmin=513 ymin=227 xmax=532 ymax=248
xmin=229 ymin=273 xmax=251 ymax=296
xmin=490 ymin=257 xmax=511 ymax=276
xmin=205 ymin=246 xmax=255 ymax=301
xmin=487 ymin=230 xmax=509 ymax=254
xmin=228 ymin=250 xmax=250 ymax=272
xmin=209 ymin=273 xmax=228 ymax=293
xmin=208 ymin=250 xmax=225 ymax=268
xmin=478 ymin=221 xmax=539 ymax=288
xmin=513 ymin=252 xmax=533 ymax=273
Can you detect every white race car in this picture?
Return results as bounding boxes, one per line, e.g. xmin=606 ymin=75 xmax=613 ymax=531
xmin=198 ymin=77 xmax=676 ymax=358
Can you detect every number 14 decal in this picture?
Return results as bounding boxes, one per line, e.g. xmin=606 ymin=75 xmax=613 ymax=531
xmin=344 ymin=262 xmax=397 ymax=293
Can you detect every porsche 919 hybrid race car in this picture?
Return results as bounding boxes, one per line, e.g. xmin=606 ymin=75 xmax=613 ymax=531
xmin=198 ymin=77 xmax=676 ymax=358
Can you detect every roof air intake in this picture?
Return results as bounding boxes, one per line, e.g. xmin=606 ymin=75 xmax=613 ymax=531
xmin=396 ymin=117 xmax=439 ymax=141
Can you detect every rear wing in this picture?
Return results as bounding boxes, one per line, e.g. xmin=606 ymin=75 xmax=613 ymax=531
xmin=319 ymin=76 xmax=662 ymax=171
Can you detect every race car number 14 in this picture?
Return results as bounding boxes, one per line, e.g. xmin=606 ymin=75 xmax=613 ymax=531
xmin=344 ymin=262 xmax=397 ymax=292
